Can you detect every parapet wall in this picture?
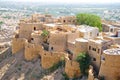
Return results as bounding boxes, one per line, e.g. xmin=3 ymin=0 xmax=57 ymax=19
xmin=24 ymin=42 xmax=43 ymax=61
xmin=12 ymin=38 xmax=27 ymax=54
xmin=41 ymin=51 xmax=65 ymax=69
xmin=99 ymin=49 xmax=120 ymax=80
xmin=65 ymin=57 xmax=81 ymax=78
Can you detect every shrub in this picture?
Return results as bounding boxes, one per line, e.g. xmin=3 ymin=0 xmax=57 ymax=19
xmin=41 ymin=30 xmax=49 ymax=37
xmin=76 ymin=52 xmax=90 ymax=75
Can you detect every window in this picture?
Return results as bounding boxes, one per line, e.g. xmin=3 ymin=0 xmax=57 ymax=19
xmin=31 ymin=38 xmax=34 ymax=40
xmin=51 ymin=47 xmax=53 ymax=50
xmin=93 ymin=58 xmax=96 ymax=61
xmin=63 ymin=20 xmax=66 ymax=23
xmin=110 ymin=28 xmax=113 ymax=32
xmin=89 ymin=46 xmax=91 ymax=50
xmin=92 ymin=48 xmax=96 ymax=51
xmin=98 ymin=49 xmax=100 ymax=53
xmin=34 ymin=27 xmax=36 ymax=30
xmin=97 ymin=33 xmax=99 ymax=36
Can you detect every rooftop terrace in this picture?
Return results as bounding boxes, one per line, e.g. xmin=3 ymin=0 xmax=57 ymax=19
xmin=104 ymin=48 xmax=120 ymax=55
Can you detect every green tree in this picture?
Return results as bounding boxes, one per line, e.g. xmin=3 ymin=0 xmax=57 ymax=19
xmin=76 ymin=13 xmax=102 ymax=31
xmin=76 ymin=52 xmax=90 ymax=75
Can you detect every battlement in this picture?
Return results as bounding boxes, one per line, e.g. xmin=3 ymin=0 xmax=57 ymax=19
xmin=65 ymin=56 xmax=81 ymax=78
xmin=41 ymin=51 xmax=65 ymax=69
xmin=12 ymin=38 xmax=27 ymax=54
xmin=24 ymin=42 xmax=43 ymax=60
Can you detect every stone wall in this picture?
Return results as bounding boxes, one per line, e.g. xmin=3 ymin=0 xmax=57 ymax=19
xmin=65 ymin=57 xmax=81 ymax=78
xmin=31 ymin=31 xmax=43 ymax=44
xmin=19 ymin=23 xmax=44 ymax=39
xmin=102 ymin=23 xmax=110 ymax=32
xmin=24 ymin=42 xmax=43 ymax=61
xmin=12 ymin=38 xmax=27 ymax=54
xmin=48 ymin=32 xmax=67 ymax=52
xmin=73 ymin=38 xmax=88 ymax=60
xmin=41 ymin=51 xmax=65 ymax=69
xmin=99 ymin=49 xmax=120 ymax=80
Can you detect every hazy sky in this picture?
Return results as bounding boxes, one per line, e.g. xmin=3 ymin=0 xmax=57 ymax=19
xmin=4 ymin=0 xmax=120 ymax=4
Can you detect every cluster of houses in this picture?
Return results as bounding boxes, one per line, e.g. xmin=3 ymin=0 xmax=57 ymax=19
xmin=12 ymin=14 xmax=120 ymax=80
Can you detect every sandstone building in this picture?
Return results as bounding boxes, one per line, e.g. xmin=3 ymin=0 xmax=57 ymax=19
xmin=11 ymin=13 xmax=120 ymax=80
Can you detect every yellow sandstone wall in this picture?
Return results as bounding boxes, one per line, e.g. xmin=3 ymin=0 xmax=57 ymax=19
xmin=19 ymin=23 xmax=44 ymax=39
xmin=88 ymin=40 xmax=102 ymax=72
xmin=31 ymin=31 xmax=44 ymax=44
xmin=73 ymin=38 xmax=88 ymax=60
xmin=48 ymin=32 xmax=67 ymax=52
xmin=24 ymin=42 xmax=43 ymax=61
xmin=65 ymin=58 xmax=81 ymax=78
xmin=41 ymin=51 xmax=65 ymax=69
xmin=99 ymin=50 xmax=120 ymax=80
xmin=12 ymin=38 xmax=27 ymax=54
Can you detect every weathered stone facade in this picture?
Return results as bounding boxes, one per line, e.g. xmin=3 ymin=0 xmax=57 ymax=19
xmin=41 ymin=51 xmax=65 ymax=69
xmin=12 ymin=38 xmax=27 ymax=54
xmin=99 ymin=48 xmax=120 ymax=80
xmin=24 ymin=42 xmax=43 ymax=61
xmin=11 ymin=13 xmax=120 ymax=79
xmin=65 ymin=57 xmax=81 ymax=78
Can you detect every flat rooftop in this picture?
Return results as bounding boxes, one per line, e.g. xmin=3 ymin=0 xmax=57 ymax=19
xmin=75 ymin=38 xmax=88 ymax=42
xmin=104 ymin=48 xmax=120 ymax=55
xmin=89 ymin=37 xmax=111 ymax=44
xmin=77 ymin=25 xmax=98 ymax=32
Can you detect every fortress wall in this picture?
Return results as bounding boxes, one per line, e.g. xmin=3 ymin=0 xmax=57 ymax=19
xmin=24 ymin=42 xmax=43 ymax=61
xmin=41 ymin=51 xmax=65 ymax=69
xmin=19 ymin=23 xmax=34 ymax=39
xmin=19 ymin=23 xmax=44 ymax=39
xmin=12 ymin=38 xmax=27 ymax=54
xmin=99 ymin=51 xmax=120 ymax=80
xmin=49 ymin=32 xmax=67 ymax=52
xmin=31 ymin=32 xmax=43 ymax=44
xmin=65 ymin=58 xmax=81 ymax=78
xmin=73 ymin=39 xmax=88 ymax=60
